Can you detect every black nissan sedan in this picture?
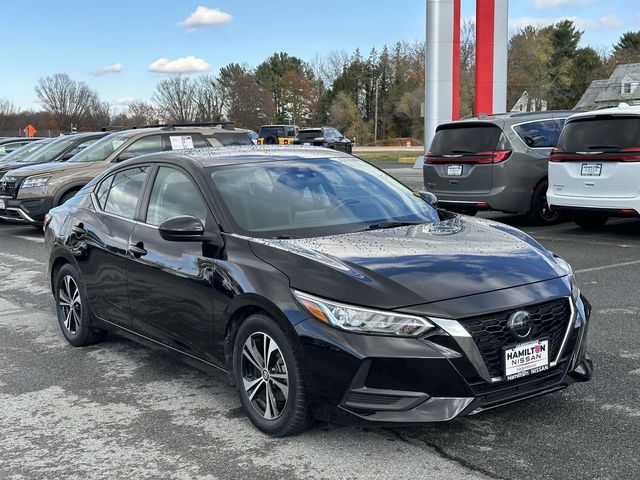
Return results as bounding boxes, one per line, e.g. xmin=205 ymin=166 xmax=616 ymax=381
xmin=44 ymin=146 xmax=592 ymax=436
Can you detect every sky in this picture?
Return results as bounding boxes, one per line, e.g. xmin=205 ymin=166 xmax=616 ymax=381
xmin=1 ymin=0 xmax=639 ymax=110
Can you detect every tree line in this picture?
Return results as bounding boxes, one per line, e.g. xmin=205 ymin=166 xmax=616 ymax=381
xmin=1 ymin=23 xmax=639 ymax=144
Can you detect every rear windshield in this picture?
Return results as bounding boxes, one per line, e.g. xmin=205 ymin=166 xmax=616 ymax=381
xmin=430 ymin=124 xmax=502 ymax=154
xmin=297 ymin=130 xmax=323 ymax=140
xmin=558 ymin=116 xmax=640 ymax=152
xmin=207 ymin=132 xmax=253 ymax=146
xmin=259 ymin=126 xmax=296 ymax=138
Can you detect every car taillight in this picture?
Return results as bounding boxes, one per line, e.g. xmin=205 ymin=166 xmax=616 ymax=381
xmin=425 ymin=150 xmax=511 ymax=164
xmin=551 ymin=147 xmax=640 ymax=162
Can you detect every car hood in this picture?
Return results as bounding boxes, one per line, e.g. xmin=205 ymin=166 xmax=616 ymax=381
xmin=248 ymin=216 xmax=569 ymax=309
xmin=4 ymin=161 xmax=97 ymax=178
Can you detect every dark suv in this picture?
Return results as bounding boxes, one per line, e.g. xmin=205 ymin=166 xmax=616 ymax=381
xmin=293 ymin=127 xmax=352 ymax=153
xmin=423 ymin=111 xmax=572 ymax=223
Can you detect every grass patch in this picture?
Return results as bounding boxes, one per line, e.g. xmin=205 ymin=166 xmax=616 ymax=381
xmin=356 ymin=151 xmax=420 ymax=163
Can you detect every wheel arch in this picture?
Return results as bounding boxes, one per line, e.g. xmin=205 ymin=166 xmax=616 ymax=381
xmin=53 ymin=182 xmax=89 ymax=206
xmin=222 ymin=293 xmax=299 ymax=373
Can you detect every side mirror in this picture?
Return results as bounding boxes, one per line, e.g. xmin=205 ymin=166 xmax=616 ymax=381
xmin=115 ymin=151 xmax=136 ymax=162
xmin=158 ymin=215 xmax=205 ymax=242
xmin=415 ymin=190 xmax=438 ymax=208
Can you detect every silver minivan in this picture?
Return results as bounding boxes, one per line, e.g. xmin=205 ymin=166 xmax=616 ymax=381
xmin=423 ymin=111 xmax=572 ymax=224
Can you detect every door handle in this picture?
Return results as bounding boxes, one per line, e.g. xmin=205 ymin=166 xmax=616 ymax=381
xmin=72 ymin=223 xmax=87 ymax=237
xmin=128 ymin=242 xmax=147 ymax=258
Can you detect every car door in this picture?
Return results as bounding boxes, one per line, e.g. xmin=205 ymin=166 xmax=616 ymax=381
xmin=126 ymin=165 xmax=217 ymax=360
xmin=75 ymin=166 xmax=151 ymax=327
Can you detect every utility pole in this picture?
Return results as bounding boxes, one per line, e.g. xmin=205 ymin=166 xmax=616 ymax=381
xmin=374 ymin=78 xmax=379 ymax=145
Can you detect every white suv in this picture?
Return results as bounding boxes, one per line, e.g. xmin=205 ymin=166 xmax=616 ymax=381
xmin=548 ymin=103 xmax=640 ymax=228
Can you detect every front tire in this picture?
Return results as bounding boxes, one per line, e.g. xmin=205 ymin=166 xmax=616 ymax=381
xmin=55 ymin=264 xmax=106 ymax=346
xmin=232 ymin=313 xmax=313 ymax=436
xmin=573 ymin=213 xmax=609 ymax=229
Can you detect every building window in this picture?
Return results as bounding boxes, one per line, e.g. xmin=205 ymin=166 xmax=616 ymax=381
xmin=623 ymin=82 xmax=632 ymax=94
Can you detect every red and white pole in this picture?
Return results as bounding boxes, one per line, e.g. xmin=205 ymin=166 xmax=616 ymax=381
xmin=424 ymin=0 xmax=461 ymax=148
xmin=475 ymin=0 xmax=508 ymax=115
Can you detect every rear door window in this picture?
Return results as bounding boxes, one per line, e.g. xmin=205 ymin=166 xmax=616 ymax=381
xmin=166 ymin=133 xmax=208 ymax=150
xmin=122 ymin=135 xmax=163 ymax=158
xmin=430 ymin=124 xmax=502 ymax=154
xmin=513 ymin=120 xmax=559 ymax=148
xmin=557 ymin=116 xmax=640 ymax=152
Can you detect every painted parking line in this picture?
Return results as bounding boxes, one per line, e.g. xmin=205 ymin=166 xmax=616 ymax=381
xmin=533 ymin=236 xmax=640 ymax=249
xmin=15 ymin=235 xmax=44 ymax=243
xmin=575 ymin=259 xmax=640 ymax=274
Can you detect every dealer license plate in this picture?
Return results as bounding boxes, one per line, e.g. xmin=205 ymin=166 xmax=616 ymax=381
xmin=504 ymin=339 xmax=549 ymax=381
xmin=0 ymin=199 xmax=5 ymax=210
xmin=447 ymin=165 xmax=463 ymax=176
xmin=581 ymin=163 xmax=601 ymax=176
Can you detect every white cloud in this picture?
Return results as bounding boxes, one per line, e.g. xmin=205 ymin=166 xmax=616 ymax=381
xmin=533 ymin=0 xmax=593 ymax=9
xmin=510 ymin=14 xmax=624 ymax=30
xmin=113 ymin=97 xmax=135 ymax=106
xmin=148 ymin=56 xmax=211 ymax=74
xmin=179 ymin=6 xmax=232 ymax=30
xmin=91 ymin=63 xmax=124 ymax=76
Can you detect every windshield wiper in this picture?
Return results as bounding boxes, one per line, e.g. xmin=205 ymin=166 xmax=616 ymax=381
xmin=364 ymin=221 xmax=422 ymax=231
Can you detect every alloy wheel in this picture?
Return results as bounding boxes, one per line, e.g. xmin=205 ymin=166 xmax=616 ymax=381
xmin=58 ymin=275 xmax=81 ymax=335
xmin=241 ymin=332 xmax=289 ymax=420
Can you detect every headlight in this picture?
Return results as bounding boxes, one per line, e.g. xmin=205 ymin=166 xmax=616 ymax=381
xmin=293 ymin=290 xmax=434 ymax=337
xmin=21 ymin=176 xmax=51 ymax=189
xmin=554 ymin=255 xmax=580 ymax=302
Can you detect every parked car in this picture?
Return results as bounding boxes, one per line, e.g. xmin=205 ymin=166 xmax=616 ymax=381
xmin=0 ymin=125 xmax=250 ymax=224
xmin=257 ymin=125 xmax=298 ymax=145
xmin=44 ymin=145 xmax=592 ymax=436
xmin=0 ymin=137 xmax=55 ymax=166
xmin=548 ymin=103 xmax=640 ymax=228
xmin=0 ymin=132 xmax=106 ymax=180
xmin=293 ymin=127 xmax=353 ymax=153
xmin=247 ymin=130 xmax=259 ymax=144
xmin=0 ymin=137 xmax=42 ymax=157
xmin=423 ymin=110 xmax=573 ymax=223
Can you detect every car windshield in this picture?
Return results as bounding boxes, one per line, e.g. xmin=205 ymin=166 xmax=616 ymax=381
xmin=68 ymin=132 xmax=134 ymax=162
xmin=14 ymin=135 xmax=79 ymax=164
xmin=209 ymin=157 xmax=439 ymax=238
xmin=558 ymin=116 xmax=640 ymax=152
xmin=0 ymin=139 xmax=52 ymax=165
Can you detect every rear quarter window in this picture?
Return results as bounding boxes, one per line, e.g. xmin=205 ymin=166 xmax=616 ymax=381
xmin=206 ymin=132 xmax=252 ymax=146
xmin=557 ymin=116 xmax=640 ymax=152
xmin=512 ymin=120 xmax=560 ymax=148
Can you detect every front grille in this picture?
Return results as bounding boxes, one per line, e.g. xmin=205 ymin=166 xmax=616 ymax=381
xmin=0 ymin=178 xmax=18 ymax=198
xmin=459 ymin=298 xmax=571 ymax=378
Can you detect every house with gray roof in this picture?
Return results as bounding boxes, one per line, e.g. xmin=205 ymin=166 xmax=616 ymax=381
xmin=575 ymin=63 xmax=640 ymax=110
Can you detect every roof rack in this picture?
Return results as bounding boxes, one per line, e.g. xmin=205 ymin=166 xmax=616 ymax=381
xmin=100 ymin=126 xmax=125 ymax=132
xmin=131 ymin=121 xmax=235 ymax=131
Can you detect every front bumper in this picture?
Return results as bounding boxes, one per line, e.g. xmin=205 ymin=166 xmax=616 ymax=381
xmin=0 ymin=195 xmax=52 ymax=224
xmin=295 ymin=289 xmax=592 ymax=426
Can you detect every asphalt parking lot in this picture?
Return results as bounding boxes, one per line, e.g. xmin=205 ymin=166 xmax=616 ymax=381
xmin=1 ymin=166 xmax=639 ymax=480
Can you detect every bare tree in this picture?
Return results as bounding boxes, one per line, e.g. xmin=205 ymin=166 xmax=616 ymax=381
xmin=194 ymin=75 xmax=225 ymax=122
xmin=152 ymin=76 xmax=198 ymax=123
xmin=34 ymin=73 xmax=97 ymax=131
xmin=128 ymin=100 xmax=158 ymax=126
xmin=0 ymin=100 xmax=17 ymax=133
xmin=460 ymin=20 xmax=476 ymax=117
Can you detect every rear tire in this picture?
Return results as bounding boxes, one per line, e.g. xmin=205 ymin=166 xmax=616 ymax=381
xmin=54 ymin=264 xmax=107 ymax=346
xmin=573 ymin=213 xmax=609 ymax=229
xmin=232 ymin=313 xmax=313 ymax=437
xmin=527 ymin=180 xmax=560 ymax=225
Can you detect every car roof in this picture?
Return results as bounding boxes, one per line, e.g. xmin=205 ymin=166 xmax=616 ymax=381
xmin=125 ymin=145 xmax=352 ymax=169
xmin=565 ymin=103 xmax=640 ymax=121
xmin=438 ymin=110 xmax=575 ymax=129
